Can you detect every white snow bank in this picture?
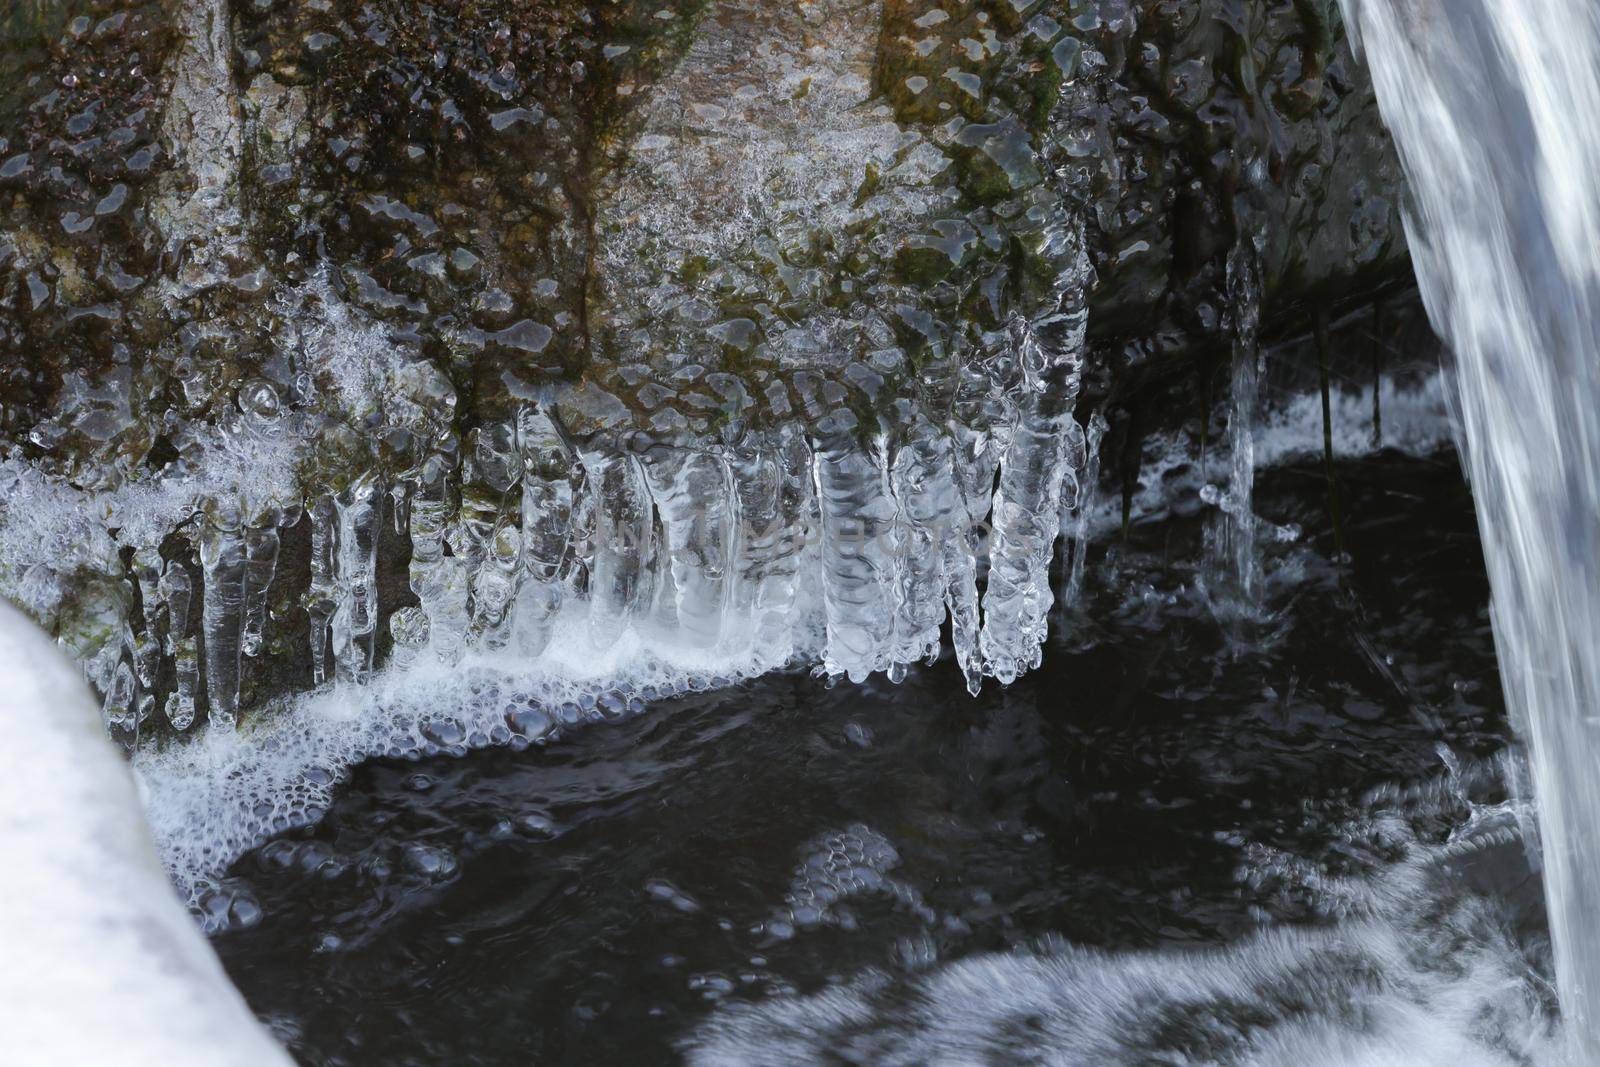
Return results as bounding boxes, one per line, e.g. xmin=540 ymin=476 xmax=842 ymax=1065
xmin=0 ymin=599 xmax=290 ymax=1067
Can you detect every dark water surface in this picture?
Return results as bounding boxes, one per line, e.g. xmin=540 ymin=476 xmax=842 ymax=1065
xmin=214 ymin=450 xmax=1540 ymax=1065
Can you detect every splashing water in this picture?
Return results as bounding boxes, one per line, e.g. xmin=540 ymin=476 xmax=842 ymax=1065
xmin=1343 ymin=0 xmax=1600 ymax=1056
xmin=680 ymin=756 xmax=1560 ymax=1065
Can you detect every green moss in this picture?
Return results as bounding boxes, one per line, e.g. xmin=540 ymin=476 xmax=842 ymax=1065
xmin=893 ymin=242 xmax=957 ymax=287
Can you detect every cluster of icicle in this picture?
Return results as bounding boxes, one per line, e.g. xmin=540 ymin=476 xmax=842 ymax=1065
xmin=99 ymin=378 xmax=301 ymax=736
xmin=100 ymin=224 xmax=1100 ymax=739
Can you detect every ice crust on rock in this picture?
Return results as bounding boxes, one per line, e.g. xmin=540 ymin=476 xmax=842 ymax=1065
xmin=0 ymin=0 xmax=1441 ymax=748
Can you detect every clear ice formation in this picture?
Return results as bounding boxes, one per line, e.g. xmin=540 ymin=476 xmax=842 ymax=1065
xmin=198 ymin=506 xmax=247 ymax=732
xmin=979 ymin=221 xmax=1093 ymax=684
xmin=0 ymin=230 xmax=1106 ymax=740
xmin=331 ymin=475 xmax=381 ymax=686
xmin=162 ymin=562 xmax=199 ymax=731
xmin=0 ymin=0 xmax=1416 ymax=773
xmin=1199 ymin=239 xmax=1266 ymax=611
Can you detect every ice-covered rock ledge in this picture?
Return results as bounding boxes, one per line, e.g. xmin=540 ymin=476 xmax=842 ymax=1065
xmin=0 ymin=0 xmax=1439 ymax=925
xmin=1 ymin=0 xmax=1411 ymax=743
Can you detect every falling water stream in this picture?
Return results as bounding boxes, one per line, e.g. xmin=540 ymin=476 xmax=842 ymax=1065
xmin=1343 ymin=0 xmax=1600 ymax=1058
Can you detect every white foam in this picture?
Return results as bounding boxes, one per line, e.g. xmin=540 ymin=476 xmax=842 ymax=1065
xmin=0 ymin=598 xmax=291 ymax=1067
xmin=688 ymin=927 xmax=1554 ymax=1066
xmin=135 ymin=597 xmax=824 ymax=900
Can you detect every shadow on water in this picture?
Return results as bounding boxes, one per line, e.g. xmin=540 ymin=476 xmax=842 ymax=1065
xmin=214 ymin=449 xmax=1550 ymax=1065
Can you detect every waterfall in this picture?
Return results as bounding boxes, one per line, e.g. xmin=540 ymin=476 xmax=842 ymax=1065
xmin=1343 ymin=0 xmax=1600 ymax=1055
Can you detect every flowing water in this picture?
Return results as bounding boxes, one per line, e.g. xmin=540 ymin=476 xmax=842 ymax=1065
xmin=208 ymin=446 xmax=1561 ymax=1064
xmin=1342 ymin=0 xmax=1600 ymax=1057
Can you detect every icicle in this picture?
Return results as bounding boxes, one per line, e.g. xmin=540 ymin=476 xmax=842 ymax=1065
xmin=646 ymin=511 xmax=681 ymax=635
xmin=979 ymin=218 xmax=1093 ymax=684
xmin=727 ymin=432 xmax=781 ymax=650
xmin=641 ymin=444 xmax=734 ymax=648
xmin=813 ymin=424 xmax=898 ymax=683
xmin=127 ymin=546 xmax=166 ymax=732
xmin=754 ymin=425 xmax=817 ymax=656
xmin=240 ymin=511 xmax=281 ymax=658
xmin=306 ymin=495 xmax=338 ymax=686
xmin=564 ymin=470 xmax=597 ymax=598
xmin=101 ymin=653 xmax=136 ymax=730
xmin=473 ymin=521 xmax=521 ymax=650
xmin=721 ymin=425 xmax=818 ymax=660
xmin=1064 ymin=411 xmax=1108 ymax=610
xmin=580 ymin=444 xmax=656 ymax=649
xmin=130 ymin=545 xmax=165 ymax=690
xmin=199 ymin=502 xmax=247 ymax=730
xmin=410 ymin=452 xmax=470 ymax=665
xmin=161 ymin=558 xmax=198 ymax=730
xmin=981 ymin=405 xmax=1084 ymax=683
xmin=331 ymin=474 xmax=381 ymax=686
xmin=466 ymin=422 xmax=522 ymax=648
xmin=889 ymin=428 xmax=958 ymax=675
xmin=513 ymin=407 xmax=578 ymax=659
xmin=454 ymin=489 xmax=496 ymax=592
xmin=1206 ymin=239 xmax=1263 ymax=603
xmin=390 ymin=481 xmax=411 ymax=536
xmin=949 ymin=422 xmax=994 ymax=694
xmin=389 ymin=604 xmax=429 ymax=670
